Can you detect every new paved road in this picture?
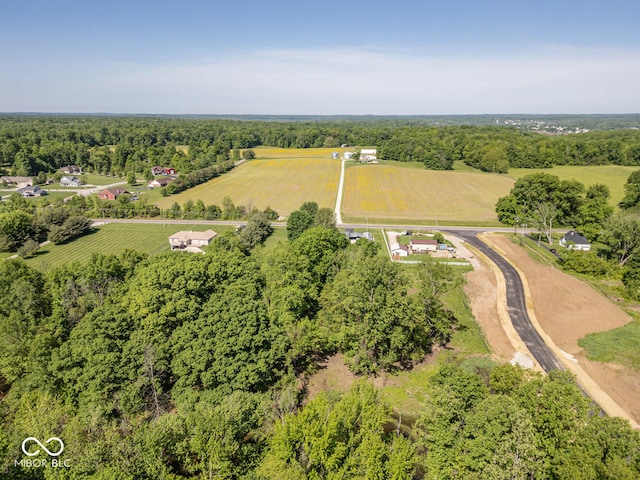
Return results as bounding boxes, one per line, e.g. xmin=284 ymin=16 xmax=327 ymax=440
xmin=445 ymin=229 xmax=565 ymax=373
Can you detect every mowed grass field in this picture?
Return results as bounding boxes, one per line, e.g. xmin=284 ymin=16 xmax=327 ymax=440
xmin=342 ymin=162 xmax=514 ymax=224
xmin=508 ymin=164 xmax=639 ymax=207
xmin=156 ymin=152 xmax=342 ymax=216
xmin=24 ymin=223 xmax=234 ymax=269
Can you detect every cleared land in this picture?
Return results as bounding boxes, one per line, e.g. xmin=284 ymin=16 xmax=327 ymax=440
xmin=342 ymin=162 xmax=514 ymax=224
xmin=578 ymin=319 xmax=640 ymax=370
xmin=488 ymin=234 xmax=640 ymax=424
xmin=508 ymin=164 xmax=638 ymax=207
xmin=156 ymin=156 xmax=341 ymax=216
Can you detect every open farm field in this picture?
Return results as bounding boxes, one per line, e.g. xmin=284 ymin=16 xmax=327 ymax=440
xmin=156 ymin=157 xmax=341 ymax=216
xmin=508 ymin=164 xmax=638 ymax=207
xmin=253 ymin=146 xmax=353 ymax=159
xmin=24 ymin=223 xmax=235 ymax=269
xmin=342 ymin=163 xmax=514 ymax=224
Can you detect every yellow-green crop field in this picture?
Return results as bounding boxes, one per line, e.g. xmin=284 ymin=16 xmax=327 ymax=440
xmin=341 ymin=163 xmax=514 ymax=224
xmin=156 ymin=156 xmax=341 ymax=215
xmin=507 ymin=164 xmax=639 ymax=207
xmin=153 ymin=148 xmax=637 ymax=223
xmin=252 ymin=146 xmax=353 ymax=159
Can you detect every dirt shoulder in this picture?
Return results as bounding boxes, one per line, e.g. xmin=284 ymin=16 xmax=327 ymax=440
xmin=488 ymin=234 xmax=640 ymax=427
xmin=463 ymin=257 xmax=517 ymax=362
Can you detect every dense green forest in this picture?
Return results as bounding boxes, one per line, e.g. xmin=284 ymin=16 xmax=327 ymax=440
xmin=2 ymin=115 xmax=640 ymax=176
xmin=1 ymin=217 xmax=640 ymax=478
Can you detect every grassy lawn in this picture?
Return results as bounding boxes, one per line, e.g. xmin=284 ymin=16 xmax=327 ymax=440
xmin=156 ymin=157 xmax=341 ymax=216
xmin=81 ymin=173 xmax=127 ymax=186
xmin=342 ymin=163 xmax=514 ymax=224
xmin=578 ymin=318 xmax=640 ymax=370
xmin=507 ymin=164 xmax=638 ymax=208
xmin=506 ymin=233 xmax=560 ymax=267
xmin=261 ymin=226 xmax=288 ymax=251
xmin=24 ymin=223 xmax=236 ymax=269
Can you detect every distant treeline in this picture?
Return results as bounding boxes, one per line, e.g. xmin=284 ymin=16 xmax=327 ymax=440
xmin=2 ymin=115 xmax=640 ymax=176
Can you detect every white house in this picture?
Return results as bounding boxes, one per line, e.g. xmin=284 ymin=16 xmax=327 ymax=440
xmin=559 ymin=231 xmax=591 ymax=251
xmin=390 ymin=242 xmax=409 ymax=257
xmin=60 ymin=175 xmax=83 ymax=187
xmin=410 ymin=239 xmax=438 ymax=253
xmin=148 ymin=177 xmax=173 ymax=189
xmin=169 ymin=230 xmax=217 ymax=253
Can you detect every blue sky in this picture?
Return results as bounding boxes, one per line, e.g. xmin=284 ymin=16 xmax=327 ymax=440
xmin=1 ymin=0 xmax=639 ymax=114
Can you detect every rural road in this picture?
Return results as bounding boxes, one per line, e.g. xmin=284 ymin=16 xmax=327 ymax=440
xmin=334 ymin=158 xmax=345 ymax=225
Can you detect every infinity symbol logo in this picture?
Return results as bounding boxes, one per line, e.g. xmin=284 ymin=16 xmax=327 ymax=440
xmin=21 ymin=437 xmax=64 ymax=457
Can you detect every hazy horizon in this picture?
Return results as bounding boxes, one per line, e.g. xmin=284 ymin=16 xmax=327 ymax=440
xmin=2 ymin=1 xmax=639 ymax=115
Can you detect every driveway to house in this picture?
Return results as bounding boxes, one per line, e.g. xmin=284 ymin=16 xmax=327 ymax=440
xmin=334 ymin=158 xmax=345 ymax=225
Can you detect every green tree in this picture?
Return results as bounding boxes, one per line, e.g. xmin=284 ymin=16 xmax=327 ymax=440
xmin=320 ymin=251 xmax=432 ymax=374
xmin=530 ymin=201 xmax=557 ymax=245
xmin=619 ymin=169 xmax=640 ymax=209
xmin=0 ymin=260 xmax=51 ymax=385
xmin=456 ymin=395 xmax=542 ymax=479
xmin=313 ymin=207 xmax=336 ymax=229
xmin=600 ymin=212 xmax=640 ymax=266
xmin=0 ymin=210 xmax=34 ymax=252
xmin=622 ymin=253 xmax=640 ymax=300
xmin=240 ymin=212 xmax=273 ymax=249
xmin=578 ymin=185 xmax=614 ymax=241
xmin=17 ymin=238 xmax=40 ymax=258
xmin=481 ymin=142 xmax=510 ymax=173
xmin=127 ymin=171 xmax=137 ymax=185
xmin=258 ymin=381 xmax=415 ymax=479
xmin=48 ymin=215 xmax=93 ymax=244
xmin=299 ymin=201 xmax=319 ymax=218
xmin=170 ymin=254 xmax=287 ymax=406
xmin=286 ymin=210 xmax=313 ymax=241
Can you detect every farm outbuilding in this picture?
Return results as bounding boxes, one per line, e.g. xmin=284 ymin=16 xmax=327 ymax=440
xmin=410 ymin=239 xmax=438 ymax=253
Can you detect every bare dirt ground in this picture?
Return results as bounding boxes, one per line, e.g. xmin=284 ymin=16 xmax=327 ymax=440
xmin=464 ymin=260 xmax=517 ymax=362
xmin=489 ymin=234 xmax=640 ymax=425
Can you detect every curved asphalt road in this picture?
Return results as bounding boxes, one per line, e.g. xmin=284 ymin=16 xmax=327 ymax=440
xmin=445 ymin=229 xmax=565 ymax=373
